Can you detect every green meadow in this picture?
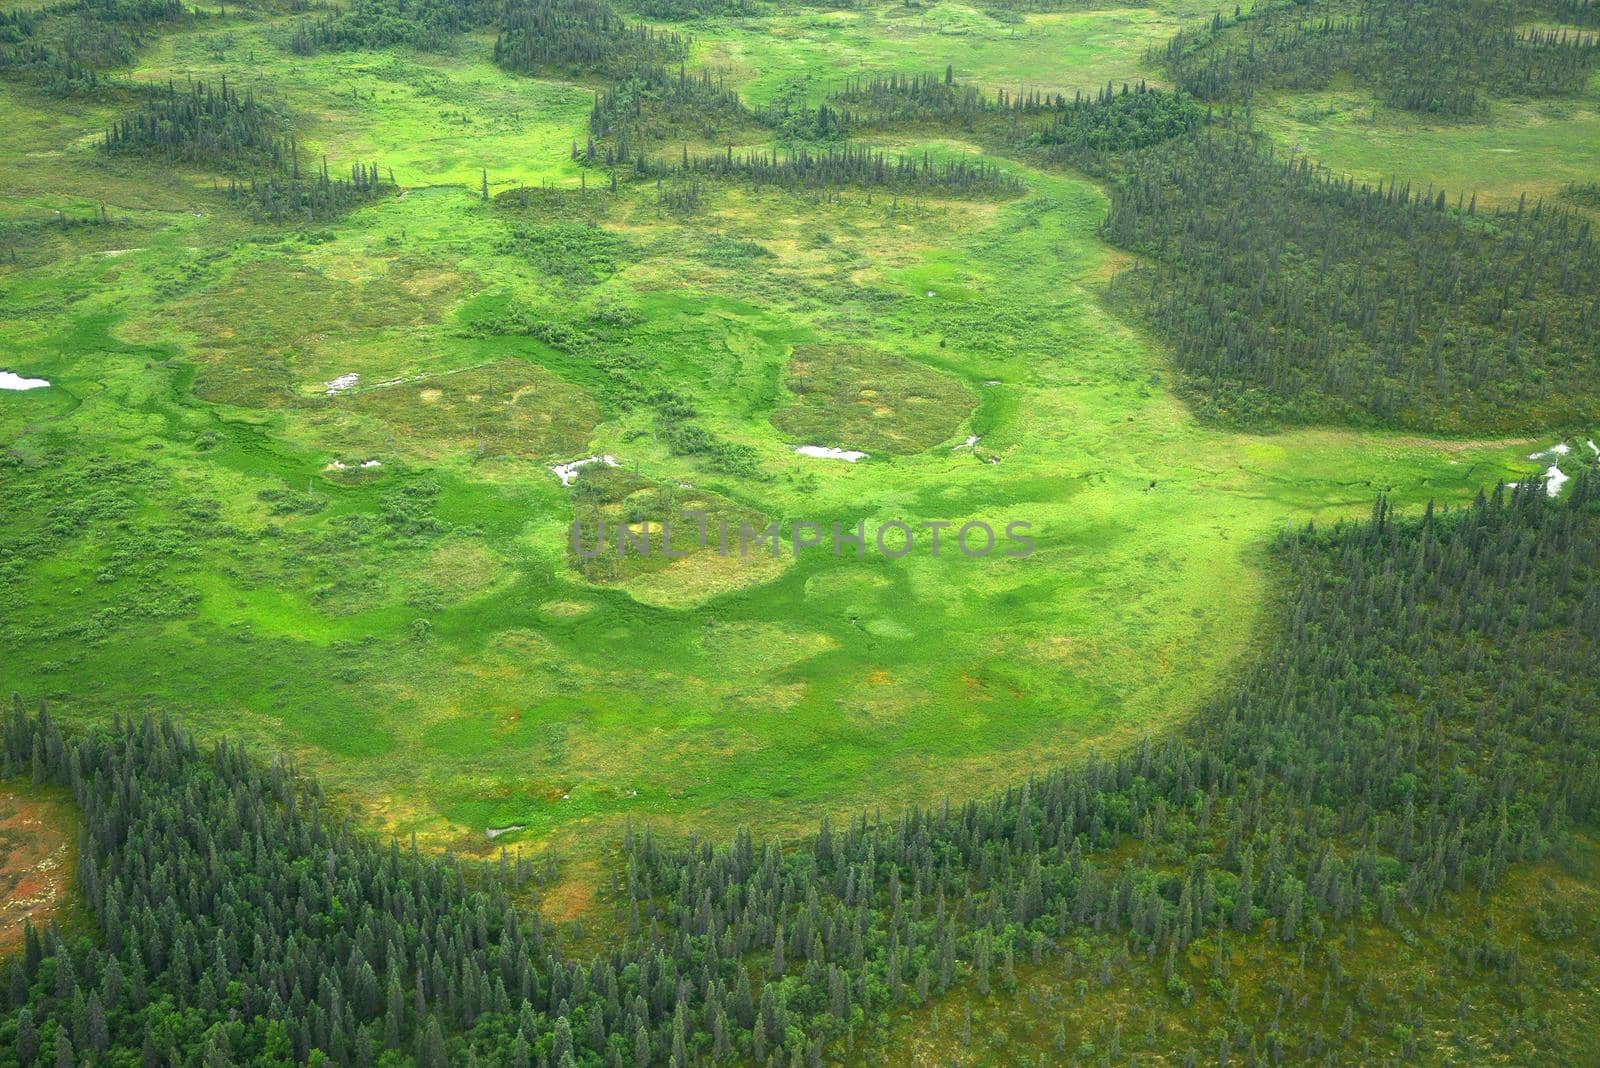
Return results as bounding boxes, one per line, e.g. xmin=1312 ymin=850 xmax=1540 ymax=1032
xmin=1 ymin=0 xmax=1590 ymax=874
xmin=685 ymin=2 xmax=1205 ymax=105
xmin=1253 ymin=81 xmax=1600 ymax=207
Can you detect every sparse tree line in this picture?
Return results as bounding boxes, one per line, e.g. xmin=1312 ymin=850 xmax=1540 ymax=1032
xmin=1024 ymin=81 xmax=1207 ymax=164
xmin=587 ymin=63 xmax=1206 ymax=168
xmin=102 ymin=76 xmax=288 ymax=169
xmin=3 ymin=0 xmax=392 ymax=221
xmin=825 ymin=68 xmax=1031 ymax=127
xmin=1551 ymin=0 xmax=1600 ymax=24
xmin=581 ymin=63 xmax=1205 ymax=199
xmin=975 ymin=0 xmax=1152 ymax=11
xmin=819 ymin=71 xmax=1197 ymax=138
xmin=585 ymin=78 xmax=1032 ymax=201
xmin=3 ymin=476 xmax=1597 ymax=1064
xmin=1101 ymin=130 xmax=1600 ymax=430
xmin=586 ymin=66 xmax=753 ymax=149
xmin=287 ymin=0 xmax=501 ymax=55
xmin=0 ymin=0 xmax=186 ymax=93
xmin=623 ymin=0 xmax=755 ymax=20
xmin=1157 ymin=0 xmax=1600 ymax=118
xmin=779 ymin=72 xmax=1200 ymax=146
xmin=494 ymin=0 xmax=687 ymax=78
xmin=0 ymin=0 xmax=687 ymax=94
xmin=226 ymin=159 xmax=393 ymax=223
xmin=639 ymin=144 xmax=1026 ymax=199
xmin=288 ymin=0 xmax=690 ymax=73
xmin=97 ymin=73 xmax=394 ymax=221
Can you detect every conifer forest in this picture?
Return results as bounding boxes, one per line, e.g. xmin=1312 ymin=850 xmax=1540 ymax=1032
xmin=1 ymin=0 xmax=1598 ymax=1063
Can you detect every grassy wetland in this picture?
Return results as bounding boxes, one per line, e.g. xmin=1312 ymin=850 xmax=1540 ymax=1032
xmin=2 ymin=0 xmax=1600 ymax=1062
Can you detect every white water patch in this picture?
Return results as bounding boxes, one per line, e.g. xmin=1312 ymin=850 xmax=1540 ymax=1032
xmin=1543 ymin=464 xmax=1571 ymax=498
xmin=953 ymin=435 xmax=979 ymax=450
xmin=0 ymin=372 xmax=49 ymax=391
xmin=324 ymin=373 xmax=360 ymax=396
xmin=551 ymin=454 xmax=618 ymax=486
xmin=485 ymin=825 xmax=524 ymax=840
xmin=1528 ymin=442 xmax=1572 ymax=460
xmin=794 ymin=445 xmax=868 ymax=462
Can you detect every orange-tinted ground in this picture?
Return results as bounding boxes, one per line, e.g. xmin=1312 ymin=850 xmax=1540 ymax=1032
xmin=0 ymin=783 xmax=75 ymax=955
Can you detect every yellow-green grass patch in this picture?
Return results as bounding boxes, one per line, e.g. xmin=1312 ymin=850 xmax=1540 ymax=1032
xmin=771 ymin=343 xmax=978 ymax=453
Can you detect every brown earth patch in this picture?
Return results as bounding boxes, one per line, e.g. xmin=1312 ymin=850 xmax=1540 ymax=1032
xmin=0 ymin=784 xmax=75 ymax=955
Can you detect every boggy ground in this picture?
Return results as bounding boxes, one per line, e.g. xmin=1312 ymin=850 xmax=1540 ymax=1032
xmin=1 ymin=1 xmax=1592 ymax=875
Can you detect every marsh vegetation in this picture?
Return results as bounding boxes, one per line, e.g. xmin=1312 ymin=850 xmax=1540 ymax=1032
xmin=1 ymin=0 xmax=1598 ymax=1061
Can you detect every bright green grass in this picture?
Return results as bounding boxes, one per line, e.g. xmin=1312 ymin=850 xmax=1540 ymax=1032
xmin=684 ymin=2 xmax=1209 ymax=106
xmin=134 ymin=26 xmax=593 ymax=193
xmin=1252 ymin=80 xmax=1600 ymax=208
xmin=0 ymin=11 xmax=1590 ymax=868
